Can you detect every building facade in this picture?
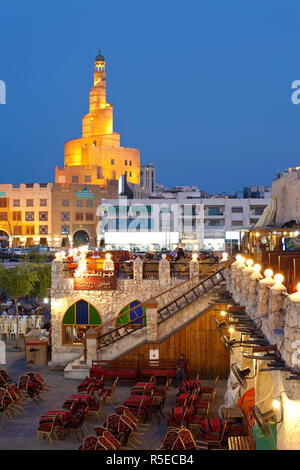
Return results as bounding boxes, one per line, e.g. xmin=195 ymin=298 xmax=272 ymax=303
xmin=100 ymin=194 xmax=271 ymax=251
xmin=0 ymin=183 xmax=52 ymax=248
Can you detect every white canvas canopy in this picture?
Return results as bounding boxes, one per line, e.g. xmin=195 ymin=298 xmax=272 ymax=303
xmin=255 ymin=197 xmax=277 ymax=227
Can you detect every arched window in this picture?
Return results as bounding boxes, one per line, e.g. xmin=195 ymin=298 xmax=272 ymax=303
xmin=116 ymin=300 xmax=146 ymax=327
xmin=62 ymin=300 xmax=101 ymax=344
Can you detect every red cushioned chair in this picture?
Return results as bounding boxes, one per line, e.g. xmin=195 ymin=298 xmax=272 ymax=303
xmin=0 ymin=387 xmax=14 ymax=419
xmin=195 ymin=414 xmax=229 ymax=449
xmin=80 ymin=435 xmax=99 ymax=450
xmin=106 ymin=413 xmax=134 ymax=446
xmin=0 ymin=370 xmax=11 ymax=387
xmin=167 ymin=406 xmax=193 ymax=429
xmin=102 ymin=377 xmax=118 ymax=403
xmin=64 ymin=406 xmax=89 ymax=442
xmin=94 ymin=427 xmax=121 ymax=450
xmin=36 ymin=414 xmax=63 ymax=445
xmin=179 ymin=377 xmax=201 ymax=394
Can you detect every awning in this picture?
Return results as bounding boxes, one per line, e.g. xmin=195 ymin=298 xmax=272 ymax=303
xmin=255 ymin=197 xmax=277 ymax=227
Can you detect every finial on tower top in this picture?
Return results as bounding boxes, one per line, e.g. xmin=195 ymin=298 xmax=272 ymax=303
xmin=95 ymin=49 xmax=105 ymax=62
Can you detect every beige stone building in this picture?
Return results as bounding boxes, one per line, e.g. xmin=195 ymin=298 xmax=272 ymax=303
xmin=271 ymin=167 xmax=300 ymax=226
xmin=0 ymin=183 xmax=52 ymax=248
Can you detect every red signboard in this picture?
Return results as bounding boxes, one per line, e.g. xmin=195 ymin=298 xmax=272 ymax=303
xmin=74 ymin=271 xmax=117 ymax=290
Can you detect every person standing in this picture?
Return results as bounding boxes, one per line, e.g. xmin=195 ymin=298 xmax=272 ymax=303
xmin=175 ymin=354 xmax=188 ymax=387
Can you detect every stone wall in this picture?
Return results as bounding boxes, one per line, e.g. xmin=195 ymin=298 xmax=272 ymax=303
xmin=227 ymin=260 xmax=300 ymax=449
xmin=50 ymin=257 xmax=191 ymax=364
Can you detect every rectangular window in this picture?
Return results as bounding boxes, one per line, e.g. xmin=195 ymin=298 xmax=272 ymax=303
xmin=232 ymin=207 xmax=243 ymax=213
xmin=26 ymin=225 xmax=34 ymax=235
xmin=86 ymin=199 xmax=93 ymax=207
xmin=111 ymin=159 xmax=114 ymax=165
xmin=39 ymin=225 xmax=48 ymax=235
xmin=0 ymin=198 xmax=7 ymax=208
xmin=0 ymin=212 xmax=7 ymax=221
xmin=25 ymin=212 xmax=34 ymax=221
xmin=14 ymin=226 xmax=22 ymax=235
xmin=207 ymin=207 xmax=222 ymax=216
xmin=12 ymin=211 xmax=22 ymax=221
xmin=207 ymin=220 xmax=221 ymax=226
xmin=26 ymin=199 xmax=34 ymax=207
xmin=129 ymin=161 xmax=132 ymax=166
xmin=125 ymin=160 xmax=127 ymax=166
xmin=254 ymin=207 xmax=265 ymax=216
xmin=61 ymin=212 xmax=70 ymax=221
xmin=85 ymin=175 xmax=91 ymax=183
xmin=13 ymin=199 xmax=20 ymax=207
xmin=61 ymin=225 xmax=70 ymax=235
xmin=75 ymin=212 xmax=84 ymax=221
xmin=85 ymin=213 xmax=94 ymax=221
xmin=129 ymin=171 xmax=132 ymax=177
xmin=76 ymin=199 xmax=83 ymax=207
xmin=25 ymin=184 xmax=34 ymax=188
xmin=62 ymin=199 xmax=69 ymax=207
xmin=40 ymin=199 xmax=47 ymax=207
xmin=39 ymin=211 xmax=48 ymax=221
xmin=232 ymin=220 xmax=243 ymax=226
xmin=72 ymin=176 xmax=79 ymax=183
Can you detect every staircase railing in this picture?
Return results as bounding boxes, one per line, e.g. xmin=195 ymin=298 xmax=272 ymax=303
xmin=97 ymin=262 xmax=227 ymax=350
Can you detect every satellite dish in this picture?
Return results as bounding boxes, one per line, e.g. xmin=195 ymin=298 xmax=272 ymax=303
xmin=251 ymin=405 xmax=275 ymax=436
xmin=231 ymin=363 xmax=251 ymax=388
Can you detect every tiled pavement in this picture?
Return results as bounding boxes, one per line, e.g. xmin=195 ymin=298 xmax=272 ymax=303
xmin=0 ymin=345 xmax=227 ymax=450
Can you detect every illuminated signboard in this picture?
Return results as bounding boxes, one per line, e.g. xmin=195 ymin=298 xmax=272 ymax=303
xmin=74 ymin=270 xmax=117 ymax=290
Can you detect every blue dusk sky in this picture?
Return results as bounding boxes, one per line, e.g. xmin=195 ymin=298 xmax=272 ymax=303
xmin=1 ymin=0 xmax=300 ymax=194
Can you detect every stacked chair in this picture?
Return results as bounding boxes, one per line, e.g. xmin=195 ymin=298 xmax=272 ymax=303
xmin=167 ymin=376 xmax=218 ymax=430
xmin=0 ymin=370 xmax=47 ymax=422
xmin=158 ymin=426 xmax=207 ymax=450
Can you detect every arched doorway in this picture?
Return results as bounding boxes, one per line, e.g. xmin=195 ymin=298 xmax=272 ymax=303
xmin=116 ymin=300 xmax=146 ymax=326
xmin=73 ymin=230 xmax=89 ymax=248
xmin=62 ymin=299 xmax=101 ymax=344
xmin=0 ymin=230 xmax=9 ymax=248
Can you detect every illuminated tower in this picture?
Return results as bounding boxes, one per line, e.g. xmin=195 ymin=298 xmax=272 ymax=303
xmin=56 ymin=50 xmax=140 ymax=186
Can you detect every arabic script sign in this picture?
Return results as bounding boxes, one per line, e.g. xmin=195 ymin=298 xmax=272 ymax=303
xmin=74 ymin=270 xmax=117 ymax=290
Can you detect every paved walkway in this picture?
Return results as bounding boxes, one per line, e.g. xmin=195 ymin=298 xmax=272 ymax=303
xmin=0 ymin=347 xmax=227 ymax=450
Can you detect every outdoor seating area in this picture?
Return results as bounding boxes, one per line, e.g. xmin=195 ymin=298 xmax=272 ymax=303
xmin=0 ymin=347 xmax=259 ymax=451
xmin=36 ymin=375 xmax=115 ymax=445
xmin=0 ymin=315 xmax=44 ymax=340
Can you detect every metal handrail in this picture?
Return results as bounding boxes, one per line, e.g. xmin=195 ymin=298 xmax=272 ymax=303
xmin=96 ymin=261 xmax=226 ymax=333
xmin=97 ymin=263 xmax=227 ymax=348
